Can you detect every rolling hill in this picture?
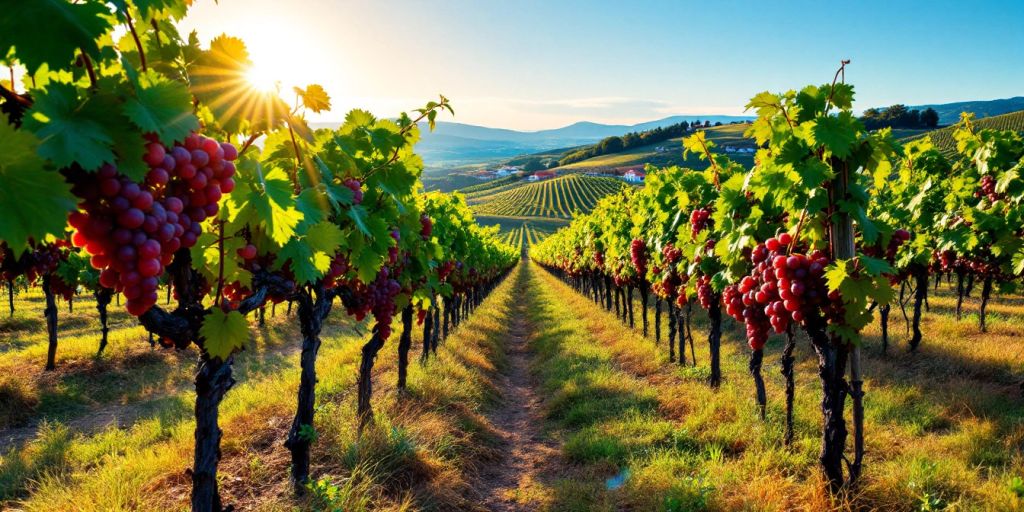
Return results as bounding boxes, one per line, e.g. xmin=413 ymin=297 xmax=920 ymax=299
xmin=554 ymin=122 xmax=756 ymax=171
xmin=414 ymin=115 xmax=754 ymax=167
xmin=902 ymin=109 xmax=1024 ymax=155
xmin=908 ymin=97 xmax=1024 ymax=125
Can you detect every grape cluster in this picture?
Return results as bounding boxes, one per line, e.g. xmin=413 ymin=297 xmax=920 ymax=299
xmin=343 ymin=178 xmax=364 ymax=204
xmin=593 ymin=251 xmax=604 ymax=268
xmin=662 ymin=243 xmax=682 ymax=265
xmin=689 ymin=207 xmax=712 ymax=239
xmin=630 ymin=239 xmax=647 ymax=277
xmin=0 ymin=241 xmax=68 ymax=284
xmin=724 ymin=233 xmax=835 ymax=350
xmin=976 ymin=175 xmax=1002 ymax=202
xmin=420 ymin=214 xmax=433 ymax=240
xmin=695 ymin=274 xmax=715 ymax=310
xmin=864 ymin=229 xmax=911 ymax=283
xmin=67 ymin=133 xmax=237 ymax=316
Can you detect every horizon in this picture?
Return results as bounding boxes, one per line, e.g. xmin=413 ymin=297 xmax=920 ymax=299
xmin=177 ymin=0 xmax=1024 ymax=130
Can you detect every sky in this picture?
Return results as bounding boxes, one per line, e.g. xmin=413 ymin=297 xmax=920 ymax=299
xmin=178 ymin=0 xmax=1024 ymax=131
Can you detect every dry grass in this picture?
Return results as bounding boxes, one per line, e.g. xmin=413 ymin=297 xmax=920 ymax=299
xmin=529 ymin=263 xmax=1024 ymax=511
xmin=1 ymin=271 xmax=518 ymax=511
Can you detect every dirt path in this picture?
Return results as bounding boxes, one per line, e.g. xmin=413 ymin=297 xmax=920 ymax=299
xmin=478 ymin=266 xmax=561 ymax=511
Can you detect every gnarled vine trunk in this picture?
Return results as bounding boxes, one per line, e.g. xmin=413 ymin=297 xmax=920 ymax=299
xmin=192 ymin=356 xmax=235 ymax=512
xmin=622 ymin=284 xmax=630 ymax=327
xmin=750 ymin=349 xmax=766 ymax=420
xmin=43 ymin=275 xmax=58 ymax=371
xmin=7 ymin=279 xmax=13 ymax=317
xmin=640 ymin=283 xmax=649 ymax=337
xmin=781 ymin=328 xmax=796 ymax=446
xmin=806 ymin=312 xmax=849 ymax=492
xmin=357 ymin=331 xmax=387 ymax=432
xmin=909 ymin=265 xmax=928 ymax=351
xmin=95 ymin=287 xmax=113 ymax=356
xmin=421 ymin=306 xmax=433 ymax=364
xmin=284 ymin=285 xmax=333 ymax=491
xmin=979 ymin=275 xmax=993 ymax=333
xmin=667 ymin=301 xmax=677 ymax=362
xmin=397 ymin=305 xmax=413 ymax=391
xmin=654 ymin=297 xmax=661 ymax=344
xmin=707 ymin=297 xmax=722 ymax=388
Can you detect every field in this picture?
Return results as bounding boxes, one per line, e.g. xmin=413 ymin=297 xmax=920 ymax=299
xmin=468 ymin=174 xmax=627 ymax=219
xmin=555 ymin=123 xmax=756 ymax=171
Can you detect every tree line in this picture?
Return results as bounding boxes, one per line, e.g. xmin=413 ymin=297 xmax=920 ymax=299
xmin=861 ymin=104 xmax=939 ymax=130
xmin=557 ymin=120 xmax=713 ymax=167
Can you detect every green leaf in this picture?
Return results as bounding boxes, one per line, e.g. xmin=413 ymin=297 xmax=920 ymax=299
xmin=276 ymin=239 xmax=331 ymax=284
xmin=123 ymin=70 xmax=199 ymax=145
xmin=810 ymin=111 xmax=858 ymax=158
xmin=25 ymin=83 xmax=114 ymax=171
xmin=0 ymin=119 xmax=76 ymax=255
xmin=305 ymin=221 xmax=343 ymax=254
xmin=200 ymin=309 xmax=249 ymax=361
xmin=824 ymin=259 xmax=849 ymax=293
xmin=0 ymin=0 xmax=111 ymax=75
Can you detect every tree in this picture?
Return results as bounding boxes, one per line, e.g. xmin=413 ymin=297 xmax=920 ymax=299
xmin=522 ymin=158 xmax=545 ymax=172
xmin=921 ymin=107 xmax=939 ymax=128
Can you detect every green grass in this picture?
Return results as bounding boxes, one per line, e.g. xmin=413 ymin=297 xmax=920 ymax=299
xmin=522 ymin=263 xmax=1024 ymax=511
xmin=0 ymin=271 xmax=521 ymax=510
xmin=469 ymin=174 xmax=626 ymax=219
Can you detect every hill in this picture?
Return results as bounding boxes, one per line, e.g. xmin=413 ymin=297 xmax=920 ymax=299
xmin=469 ymin=174 xmax=627 ymax=219
xmin=555 ymin=123 xmax=756 ymax=171
xmin=902 ymin=109 xmax=1024 ymax=155
xmin=909 ymin=97 xmax=1024 ymax=125
xmin=413 ymin=115 xmax=754 ymax=167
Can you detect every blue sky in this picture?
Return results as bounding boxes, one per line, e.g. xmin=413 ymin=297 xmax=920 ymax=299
xmin=180 ymin=0 xmax=1024 ymax=130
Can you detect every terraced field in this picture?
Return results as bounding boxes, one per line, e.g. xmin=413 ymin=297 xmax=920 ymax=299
xmin=469 ymin=174 xmax=626 ymax=219
xmin=904 ymin=109 xmax=1024 ymax=155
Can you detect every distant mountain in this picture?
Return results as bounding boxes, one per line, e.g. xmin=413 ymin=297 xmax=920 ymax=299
xmin=899 ymin=97 xmax=1024 ymax=125
xmin=413 ymin=115 xmax=753 ymax=167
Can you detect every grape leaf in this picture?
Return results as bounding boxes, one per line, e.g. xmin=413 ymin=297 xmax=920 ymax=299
xmin=305 ymin=221 xmax=344 ymax=254
xmin=0 ymin=0 xmax=111 ymax=75
xmin=200 ymin=309 xmax=249 ymax=361
xmin=25 ymin=83 xmax=115 ymax=171
xmin=824 ymin=260 xmax=849 ymax=293
xmin=295 ymin=84 xmax=331 ymax=113
xmin=123 ymin=70 xmax=199 ymax=145
xmin=810 ymin=111 xmax=858 ymax=158
xmin=276 ymin=239 xmax=332 ymax=284
xmin=0 ymin=119 xmax=76 ymax=255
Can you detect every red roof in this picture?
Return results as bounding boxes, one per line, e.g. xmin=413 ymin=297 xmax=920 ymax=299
xmin=534 ymin=171 xmax=556 ymax=178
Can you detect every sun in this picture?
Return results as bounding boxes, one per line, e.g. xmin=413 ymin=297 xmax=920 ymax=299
xmin=245 ymin=62 xmax=280 ymax=93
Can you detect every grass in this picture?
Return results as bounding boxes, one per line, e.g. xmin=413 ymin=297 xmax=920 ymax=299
xmin=0 ymin=270 xmax=520 ymax=510
xmin=2 ymin=261 xmax=1022 ymax=510
xmin=523 ymin=262 xmax=1024 ymax=511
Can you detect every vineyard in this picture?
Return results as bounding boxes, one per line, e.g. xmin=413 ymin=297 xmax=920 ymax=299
xmin=2 ymin=2 xmax=1024 ymax=512
xmin=903 ymin=109 xmax=1024 ymax=156
xmin=468 ymin=174 xmax=627 ymax=219
xmin=532 ymin=67 xmax=1024 ymax=508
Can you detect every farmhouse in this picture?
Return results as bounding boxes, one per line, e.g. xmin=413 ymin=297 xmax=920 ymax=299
xmin=528 ymin=170 xmax=556 ymax=182
xmin=623 ymin=169 xmax=645 ymax=183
